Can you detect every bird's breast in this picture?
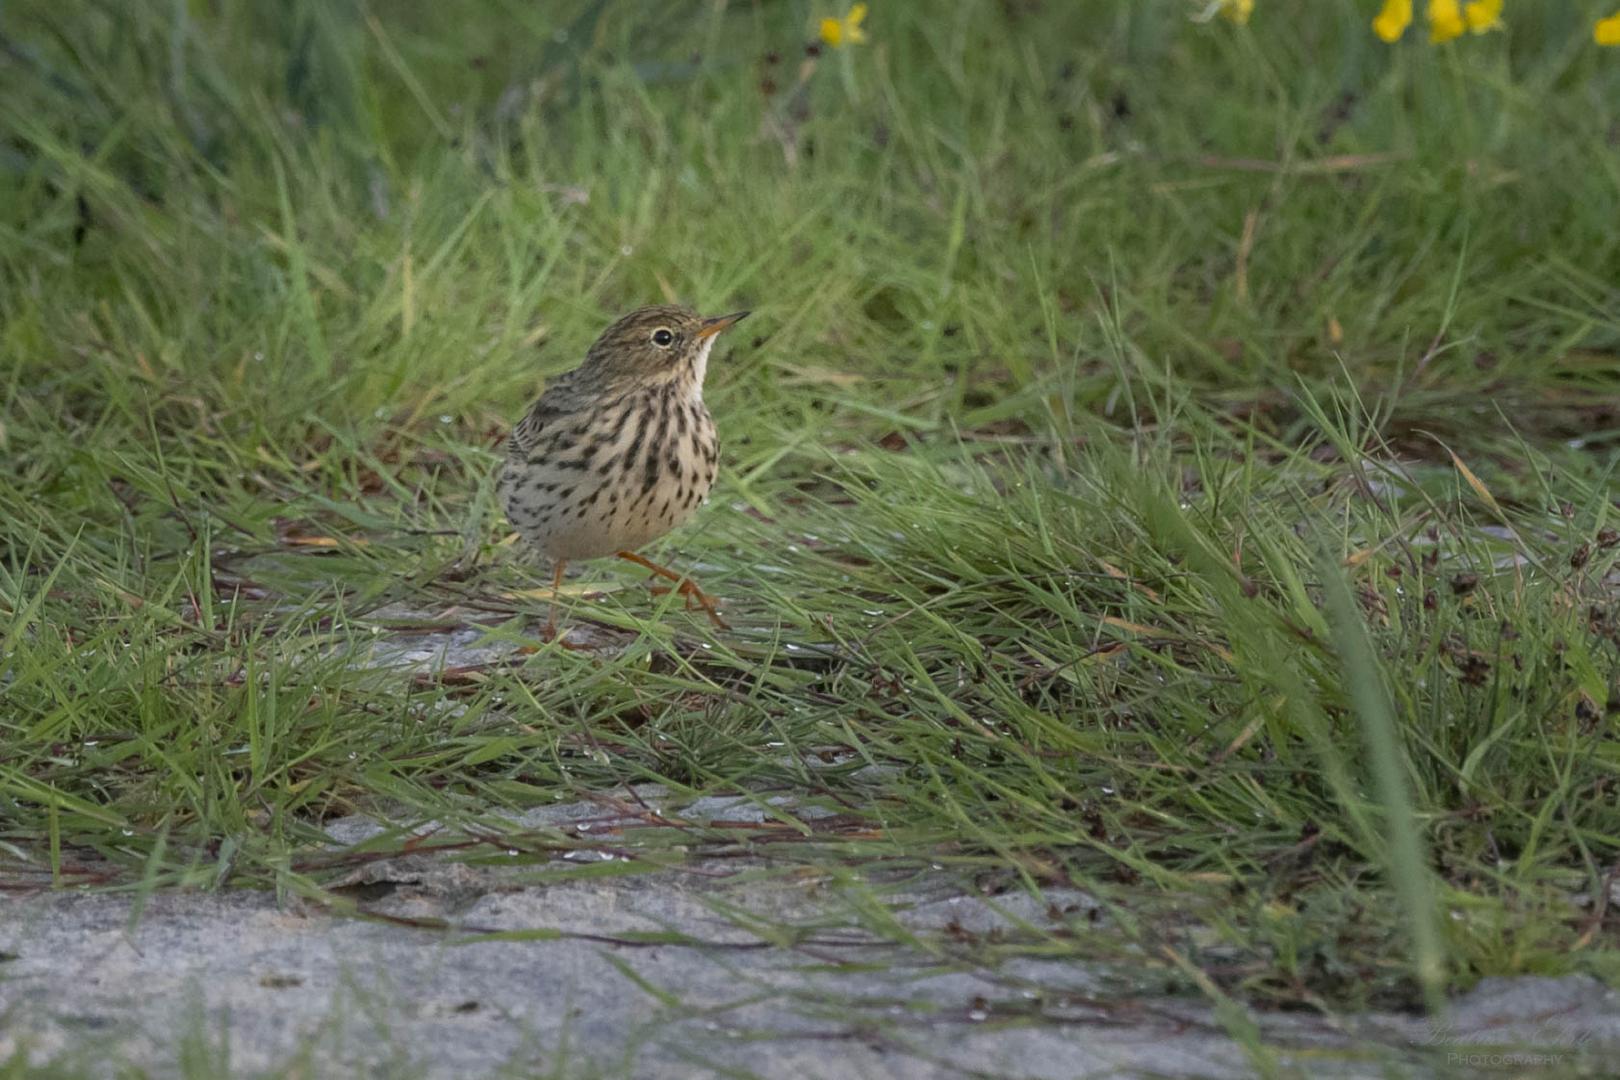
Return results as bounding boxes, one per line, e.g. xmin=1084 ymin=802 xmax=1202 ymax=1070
xmin=500 ymin=389 xmax=718 ymax=561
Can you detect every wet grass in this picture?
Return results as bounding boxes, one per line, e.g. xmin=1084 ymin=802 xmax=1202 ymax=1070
xmin=4 ymin=0 xmax=1620 ymax=1053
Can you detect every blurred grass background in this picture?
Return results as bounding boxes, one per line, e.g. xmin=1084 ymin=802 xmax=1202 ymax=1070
xmin=3 ymin=0 xmax=1620 ymax=1019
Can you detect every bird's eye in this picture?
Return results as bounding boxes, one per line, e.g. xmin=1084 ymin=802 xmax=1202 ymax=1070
xmin=651 ymin=328 xmax=675 ymax=347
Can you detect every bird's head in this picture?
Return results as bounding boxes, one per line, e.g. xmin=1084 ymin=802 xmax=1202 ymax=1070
xmin=582 ymin=304 xmax=749 ymax=391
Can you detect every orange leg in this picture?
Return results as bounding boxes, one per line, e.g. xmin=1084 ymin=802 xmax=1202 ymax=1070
xmin=615 ymin=550 xmax=729 ymax=630
xmin=543 ymin=558 xmax=568 ymax=640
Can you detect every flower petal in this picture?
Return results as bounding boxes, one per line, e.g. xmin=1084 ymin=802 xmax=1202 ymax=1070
xmin=1372 ymin=0 xmax=1413 ymax=43
xmin=1429 ymin=0 xmax=1465 ymax=43
xmin=1463 ymin=0 xmax=1502 ymax=32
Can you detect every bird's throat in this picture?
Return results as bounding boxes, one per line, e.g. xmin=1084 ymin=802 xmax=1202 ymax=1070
xmin=683 ymin=335 xmax=717 ymax=404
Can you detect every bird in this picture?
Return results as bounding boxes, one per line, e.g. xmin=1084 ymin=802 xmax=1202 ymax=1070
xmin=498 ymin=304 xmax=748 ymax=639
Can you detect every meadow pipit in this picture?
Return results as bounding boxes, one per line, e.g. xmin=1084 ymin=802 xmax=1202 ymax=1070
xmin=499 ymin=304 xmax=748 ymax=637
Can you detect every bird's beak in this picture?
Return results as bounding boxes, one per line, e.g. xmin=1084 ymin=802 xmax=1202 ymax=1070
xmin=695 ymin=310 xmax=750 ymax=340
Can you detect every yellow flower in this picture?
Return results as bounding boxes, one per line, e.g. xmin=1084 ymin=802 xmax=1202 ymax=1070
xmin=1428 ymin=0 xmax=1465 ymax=42
xmin=819 ymin=3 xmax=868 ymax=48
xmin=1463 ymin=0 xmax=1503 ymax=33
xmin=1597 ymin=12 xmax=1620 ymax=46
xmin=1372 ymin=0 xmax=1413 ymax=43
xmin=1219 ymin=0 xmax=1254 ymax=25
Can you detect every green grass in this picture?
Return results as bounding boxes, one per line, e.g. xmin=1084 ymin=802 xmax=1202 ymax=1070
xmin=4 ymin=0 xmax=1620 ymax=1030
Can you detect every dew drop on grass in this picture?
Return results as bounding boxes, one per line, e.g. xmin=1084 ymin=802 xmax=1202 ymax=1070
xmin=120 ymin=828 xmax=133 ymax=837
xmin=784 ymin=643 xmax=801 ymax=651
xmin=347 ymin=752 xmax=358 ymax=761
xmin=619 ymin=244 xmax=633 ymax=256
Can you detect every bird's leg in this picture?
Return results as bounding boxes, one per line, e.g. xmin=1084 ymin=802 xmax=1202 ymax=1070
xmin=542 ymin=558 xmax=568 ymax=641
xmin=615 ymin=550 xmax=729 ymax=629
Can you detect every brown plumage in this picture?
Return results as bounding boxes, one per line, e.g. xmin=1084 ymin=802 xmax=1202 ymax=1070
xmin=498 ymin=304 xmax=748 ymax=635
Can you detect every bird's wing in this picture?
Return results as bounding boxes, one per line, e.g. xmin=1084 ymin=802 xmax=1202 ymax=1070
xmin=507 ymin=369 xmax=585 ymax=458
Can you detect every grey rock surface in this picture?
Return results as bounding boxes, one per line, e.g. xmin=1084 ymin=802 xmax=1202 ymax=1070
xmin=3 ymin=802 xmax=1614 ymax=1079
